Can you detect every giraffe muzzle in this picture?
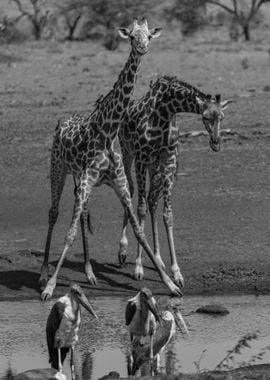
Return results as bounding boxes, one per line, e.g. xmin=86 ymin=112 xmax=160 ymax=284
xmin=210 ymin=137 xmax=220 ymax=152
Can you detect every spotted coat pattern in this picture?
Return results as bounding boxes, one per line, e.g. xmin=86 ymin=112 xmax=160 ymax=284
xmin=117 ymin=76 xmax=232 ymax=285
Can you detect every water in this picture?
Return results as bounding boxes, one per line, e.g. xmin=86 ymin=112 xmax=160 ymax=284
xmin=1 ymin=295 xmax=270 ymax=379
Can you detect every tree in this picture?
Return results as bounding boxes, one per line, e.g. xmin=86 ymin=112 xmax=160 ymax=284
xmin=11 ymin=0 xmax=49 ymax=40
xmin=205 ymin=0 xmax=270 ymax=41
xmin=164 ymin=0 xmax=206 ymax=36
xmin=85 ymin=0 xmax=153 ymax=50
xmin=55 ymin=1 xmax=87 ymax=40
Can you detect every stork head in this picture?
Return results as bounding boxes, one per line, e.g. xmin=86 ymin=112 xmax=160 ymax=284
xmin=140 ymin=287 xmax=161 ymax=323
xmin=118 ymin=18 xmax=162 ymax=56
xmin=196 ymin=94 xmax=234 ymax=152
xmin=70 ymin=284 xmax=98 ymax=320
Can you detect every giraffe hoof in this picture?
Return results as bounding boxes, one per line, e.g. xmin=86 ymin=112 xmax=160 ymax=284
xmin=173 ymin=275 xmax=184 ymax=288
xmin=87 ymin=275 xmax=97 ymax=286
xmin=172 ymin=285 xmax=183 ymax=297
xmin=118 ymin=250 xmax=127 ymax=267
xmin=172 ymin=266 xmax=184 ymax=288
xmin=134 ymin=268 xmax=144 ymax=281
xmin=41 ymin=290 xmax=52 ymax=301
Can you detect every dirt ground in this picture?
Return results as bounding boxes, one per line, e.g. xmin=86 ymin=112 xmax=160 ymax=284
xmin=0 ymin=27 xmax=270 ymax=303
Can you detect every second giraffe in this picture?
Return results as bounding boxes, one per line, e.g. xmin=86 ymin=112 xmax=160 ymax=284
xmin=117 ymin=76 xmax=233 ymax=285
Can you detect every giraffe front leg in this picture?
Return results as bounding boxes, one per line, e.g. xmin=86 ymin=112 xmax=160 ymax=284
xmin=40 ymin=164 xmax=66 ymax=289
xmin=163 ymin=175 xmax=184 ymax=287
xmin=41 ymin=168 xmax=99 ymax=300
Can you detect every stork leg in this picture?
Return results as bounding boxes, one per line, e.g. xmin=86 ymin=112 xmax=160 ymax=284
xmin=57 ymin=347 xmax=63 ymax=373
xmin=128 ymin=333 xmax=134 ymax=376
xmin=70 ymin=346 xmax=75 ymax=380
xmin=149 ymin=332 xmax=154 ymax=376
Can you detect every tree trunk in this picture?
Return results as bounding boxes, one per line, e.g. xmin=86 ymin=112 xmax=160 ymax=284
xmin=242 ymin=23 xmax=250 ymax=41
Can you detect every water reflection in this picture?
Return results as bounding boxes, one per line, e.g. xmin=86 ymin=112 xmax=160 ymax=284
xmin=1 ymin=295 xmax=270 ymax=379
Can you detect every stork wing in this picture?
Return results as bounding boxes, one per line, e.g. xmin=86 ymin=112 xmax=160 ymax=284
xmin=46 ymin=301 xmax=65 ymax=362
xmin=125 ymin=301 xmax=137 ymax=326
xmin=131 ymin=319 xmax=173 ymax=374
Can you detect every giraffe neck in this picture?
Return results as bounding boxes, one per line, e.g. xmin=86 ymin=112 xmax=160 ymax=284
xmin=159 ymin=91 xmax=203 ymax=118
xmin=91 ymin=48 xmax=142 ymax=139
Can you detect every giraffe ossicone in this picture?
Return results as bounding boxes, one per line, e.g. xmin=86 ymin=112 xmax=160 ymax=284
xmin=118 ymin=75 xmax=234 ymax=285
xmin=39 ymin=21 xmax=183 ymax=300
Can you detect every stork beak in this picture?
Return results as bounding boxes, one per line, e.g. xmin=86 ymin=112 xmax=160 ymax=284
xmin=147 ymin=297 xmax=162 ymax=323
xmin=174 ymin=311 xmax=189 ymax=336
xmin=79 ymin=294 xmax=99 ymax=320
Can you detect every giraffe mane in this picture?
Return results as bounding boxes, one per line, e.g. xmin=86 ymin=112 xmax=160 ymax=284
xmin=150 ymin=75 xmax=208 ymax=101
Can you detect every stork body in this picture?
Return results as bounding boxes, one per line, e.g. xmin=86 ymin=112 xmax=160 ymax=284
xmin=46 ymin=284 xmax=98 ymax=380
xmin=131 ymin=304 xmax=189 ymax=375
xmin=125 ymin=287 xmax=161 ymax=374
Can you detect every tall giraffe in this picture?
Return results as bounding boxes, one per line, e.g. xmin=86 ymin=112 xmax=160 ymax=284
xmin=117 ymin=76 xmax=233 ymax=285
xmin=40 ymin=20 xmax=183 ymax=300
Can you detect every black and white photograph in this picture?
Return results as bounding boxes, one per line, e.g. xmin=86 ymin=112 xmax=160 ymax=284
xmin=1 ymin=0 xmax=270 ymax=379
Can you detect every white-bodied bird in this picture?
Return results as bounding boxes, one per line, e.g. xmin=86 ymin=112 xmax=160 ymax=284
xmin=46 ymin=284 xmax=98 ymax=379
xmin=125 ymin=287 xmax=161 ymax=374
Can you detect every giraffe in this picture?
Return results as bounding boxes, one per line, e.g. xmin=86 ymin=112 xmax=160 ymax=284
xmin=40 ymin=20 xmax=183 ymax=301
xmin=117 ymin=75 xmax=233 ymax=285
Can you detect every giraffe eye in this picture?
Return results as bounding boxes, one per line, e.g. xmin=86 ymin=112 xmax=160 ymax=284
xmin=148 ymin=35 xmax=152 ymax=40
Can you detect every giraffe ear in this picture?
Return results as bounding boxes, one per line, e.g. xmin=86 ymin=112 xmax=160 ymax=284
xmin=195 ymin=96 xmax=205 ymax=110
xmin=149 ymin=27 xmax=162 ymax=39
xmin=118 ymin=27 xmax=130 ymax=39
xmin=221 ymin=99 xmax=235 ymax=110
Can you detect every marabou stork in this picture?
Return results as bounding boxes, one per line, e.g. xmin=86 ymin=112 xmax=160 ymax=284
xmin=46 ymin=284 xmax=98 ymax=380
xmin=130 ymin=299 xmax=189 ymax=375
xmin=125 ymin=287 xmax=161 ymax=374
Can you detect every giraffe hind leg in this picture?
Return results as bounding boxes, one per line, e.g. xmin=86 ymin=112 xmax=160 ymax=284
xmin=80 ymin=204 xmax=97 ymax=285
xmin=148 ymin=170 xmax=166 ymax=270
xmin=74 ymin=176 xmax=96 ymax=284
xmin=108 ymin=152 xmax=182 ymax=296
xmin=162 ymin=169 xmax=184 ymax=287
xmin=39 ymin=161 xmax=67 ymax=289
xmin=134 ymin=161 xmax=147 ymax=280
xmin=118 ymin=153 xmax=134 ymax=266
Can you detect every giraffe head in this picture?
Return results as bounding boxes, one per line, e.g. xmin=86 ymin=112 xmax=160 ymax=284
xmin=118 ymin=18 xmax=162 ymax=55
xmin=197 ymin=94 xmax=234 ymax=152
